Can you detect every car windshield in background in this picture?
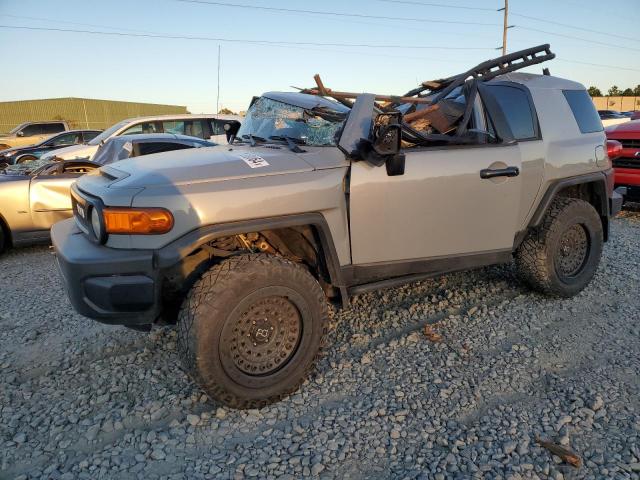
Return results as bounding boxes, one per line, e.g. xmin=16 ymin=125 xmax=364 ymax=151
xmin=7 ymin=123 xmax=27 ymax=135
xmin=88 ymin=120 xmax=130 ymax=146
xmin=237 ymin=97 xmax=347 ymax=147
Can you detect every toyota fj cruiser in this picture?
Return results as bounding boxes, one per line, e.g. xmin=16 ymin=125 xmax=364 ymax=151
xmin=53 ymin=46 xmax=624 ymax=408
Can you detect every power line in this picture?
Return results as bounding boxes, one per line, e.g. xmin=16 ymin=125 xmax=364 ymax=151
xmin=516 ymin=25 xmax=640 ymax=52
xmin=0 ymin=12 xmax=501 ymax=43
xmin=511 ymin=12 xmax=640 ymax=43
xmin=175 ymin=0 xmax=502 ymax=26
xmin=373 ymin=0 xmax=640 ymax=44
xmin=2 ymin=22 xmax=638 ymax=74
xmin=556 ymin=58 xmax=640 ymax=73
xmin=374 ymin=0 xmax=498 ymax=11
xmin=0 ymin=24 xmax=496 ymax=50
xmin=0 ymin=13 xmax=165 ymax=35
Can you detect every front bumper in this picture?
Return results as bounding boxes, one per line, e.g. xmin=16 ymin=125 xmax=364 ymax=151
xmin=611 ymin=187 xmax=625 ymax=214
xmin=52 ymin=219 xmax=161 ymax=325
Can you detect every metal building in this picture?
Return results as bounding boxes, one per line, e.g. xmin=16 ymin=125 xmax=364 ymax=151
xmin=0 ymin=97 xmax=189 ymax=133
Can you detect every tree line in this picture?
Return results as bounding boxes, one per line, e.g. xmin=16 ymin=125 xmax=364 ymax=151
xmin=588 ymin=85 xmax=640 ymax=97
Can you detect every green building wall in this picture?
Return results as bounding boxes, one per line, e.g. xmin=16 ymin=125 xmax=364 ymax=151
xmin=0 ymin=97 xmax=189 ymax=133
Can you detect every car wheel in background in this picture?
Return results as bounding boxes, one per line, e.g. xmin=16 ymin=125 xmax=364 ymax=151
xmin=515 ymin=197 xmax=603 ymax=297
xmin=0 ymin=226 xmax=6 ymax=254
xmin=177 ymin=253 xmax=329 ymax=409
xmin=16 ymin=154 xmax=38 ymax=164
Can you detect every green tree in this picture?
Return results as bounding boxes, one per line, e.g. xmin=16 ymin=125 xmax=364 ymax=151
xmin=633 ymin=85 xmax=640 ymax=96
xmin=608 ymin=85 xmax=621 ymax=96
xmin=218 ymin=107 xmax=237 ymax=115
xmin=587 ymin=86 xmax=602 ymax=96
xmin=622 ymin=88 xmax=634 ymax=96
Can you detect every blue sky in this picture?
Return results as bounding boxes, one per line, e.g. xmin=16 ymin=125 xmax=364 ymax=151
xmin=0 ymin=0 xmax=638 ymax=113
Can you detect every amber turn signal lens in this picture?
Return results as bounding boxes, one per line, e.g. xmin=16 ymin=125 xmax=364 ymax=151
xmin=103 ymin=208 xmax=174 ymax=234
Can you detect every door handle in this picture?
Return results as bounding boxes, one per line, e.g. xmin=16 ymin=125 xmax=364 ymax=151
xmin=480 ymin=166 xmax=520 ymax=179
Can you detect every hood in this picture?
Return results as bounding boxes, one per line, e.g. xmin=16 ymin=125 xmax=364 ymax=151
xmin=0 ymin=146 xmax=20 ymax=155
xmin=0 ymin=172 xmax=30 ymax=182
xmin=606 ymin=119 xmax=640 ymax=135
xmin=105 ymin=144 xmax=319 ymax=188
xmin=41 ymin=144 xmax=98 ymax=161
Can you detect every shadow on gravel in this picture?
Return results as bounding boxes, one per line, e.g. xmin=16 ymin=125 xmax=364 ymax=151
xmin=2 ymin=213 xmax=640 ymax=479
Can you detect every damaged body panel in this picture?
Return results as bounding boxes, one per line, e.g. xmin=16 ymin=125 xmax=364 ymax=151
xmin=52 ymin=44 xmax=623 ymax=409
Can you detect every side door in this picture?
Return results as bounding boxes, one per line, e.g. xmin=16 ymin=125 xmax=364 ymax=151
xmin=349 ymin=145 xmax=523 ymax=266
xmin=349 ymin=86 xmax=537 ymax=267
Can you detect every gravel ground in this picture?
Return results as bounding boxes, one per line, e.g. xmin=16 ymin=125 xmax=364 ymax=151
xmin=1 ymin=210 xmax=639 ymax=480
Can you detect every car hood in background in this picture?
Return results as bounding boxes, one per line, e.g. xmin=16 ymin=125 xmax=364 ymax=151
xmin=103 ymin=145 xmax=325 ymax=188
xmin=41 ymin=144 xmax=98 ymax=161
xmin=605 ymin=119 xmax=640 ymax=135
xmin=0 ymin=172 xmax=30 ymax=182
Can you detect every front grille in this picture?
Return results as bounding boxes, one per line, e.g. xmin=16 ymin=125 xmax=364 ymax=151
xmin=619 ymin=139 xmax=640 ymax=149
xmin=613 ymin=157 xmax=640 ymax=169
xmin=70 ymin=187 xmax=91 ymax=235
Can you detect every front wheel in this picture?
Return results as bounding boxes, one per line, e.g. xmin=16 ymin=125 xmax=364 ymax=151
xmin=177 ymin=253 xmax=329 ymax=409
xmin=515 ymin=197 xmax=603 ymax=297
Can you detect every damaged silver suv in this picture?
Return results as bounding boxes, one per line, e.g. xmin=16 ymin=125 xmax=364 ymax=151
xmin=53 ymin=45 xmax=624 ymax=408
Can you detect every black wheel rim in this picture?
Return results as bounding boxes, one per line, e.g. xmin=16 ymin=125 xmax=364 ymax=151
xmin=555 ymin=223 xmax=590 ymax=280
xmin=223 ymin=296 xmax=303 ymax=376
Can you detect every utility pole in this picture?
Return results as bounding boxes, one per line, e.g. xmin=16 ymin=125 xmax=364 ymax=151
xmin=500 ymin=0 xmax=509 ymax=55
xmin=216 ymin=45 xmax=221 ymax=115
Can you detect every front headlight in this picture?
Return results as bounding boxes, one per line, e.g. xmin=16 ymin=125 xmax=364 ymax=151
xmin=90 ymin=207 xmax=104 ymax=241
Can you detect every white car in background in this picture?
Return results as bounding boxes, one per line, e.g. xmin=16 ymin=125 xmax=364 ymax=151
xmin=41 ymin=114 xmax=240 ymax=161
xmin=599 ymin=110 xmax=631 ymax=128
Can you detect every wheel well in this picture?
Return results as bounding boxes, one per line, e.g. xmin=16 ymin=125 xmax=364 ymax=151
xmin=555 ymin=180 xmax=609 ymax=241
xmin=161 ymin=224 xmax=337 ymax=314
xmin=0 ymin=214 xmax=12 ymax=250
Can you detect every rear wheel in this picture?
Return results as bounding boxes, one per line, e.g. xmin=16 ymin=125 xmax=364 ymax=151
xmin=515 ymin=197 xmax=603 ymax=297
xmin=177 ymin=253 xmax=329 ymax=409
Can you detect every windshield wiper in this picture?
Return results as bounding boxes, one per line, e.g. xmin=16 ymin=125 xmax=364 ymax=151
xmin=269 ymin=135 xmax=307 ymax=153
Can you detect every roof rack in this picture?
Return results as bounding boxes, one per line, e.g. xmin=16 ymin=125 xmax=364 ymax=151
xmin=401 ymin=44 xmax=555 ymax=104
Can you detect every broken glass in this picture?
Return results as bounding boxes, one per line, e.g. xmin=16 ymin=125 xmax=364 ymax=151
xmin=238 ymin=97 xmax=346 ymax=147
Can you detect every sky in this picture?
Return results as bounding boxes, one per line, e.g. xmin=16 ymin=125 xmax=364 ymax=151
xmin=0 ymin=0 xmax=639 ymax=114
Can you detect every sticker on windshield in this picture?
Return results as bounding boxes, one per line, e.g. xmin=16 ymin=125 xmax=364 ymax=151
xmin=238 ymin=152 xmax=269 ymax=168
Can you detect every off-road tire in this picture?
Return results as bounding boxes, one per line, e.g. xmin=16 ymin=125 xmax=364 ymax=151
xmin=177 ymin=253 xmax=329 ymax=409
xmin=515 ymin=197 xmax=603 ymax=297
xmin=0 ymin=227 xmax=5 ymax=254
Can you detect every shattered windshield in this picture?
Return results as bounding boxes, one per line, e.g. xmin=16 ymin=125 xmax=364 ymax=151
xmin=237 ymin=97 xmax=347 ymax=147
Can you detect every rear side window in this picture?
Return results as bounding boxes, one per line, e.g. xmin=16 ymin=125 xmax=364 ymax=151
xmin=184 ymin=120 xmax=205 ymax=138
xmin=209 ymin=120 xmax=226 ymax=136
xmin=162 ymin=121 xmax=185 ymax=135
xmin=136 ymin=141 xmax=192 ymax=157
xmin=23 ymin=123 xmax=65 ymax=135
xmin=82 ymin=131 xmax=100 ymax=142
xmin=121 ymin=122 xmax=158 ymax=135
xmin=42 ymin=123 xmax=66 ymax=134
xmin=563 ymin=90 xmax=603 ymax=133
xmin=486 ymin=85 xmax=538 ymax=140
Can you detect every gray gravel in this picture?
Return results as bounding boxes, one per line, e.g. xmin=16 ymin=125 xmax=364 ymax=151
xmin=1 ymin=210 xmax=640 ymax=480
